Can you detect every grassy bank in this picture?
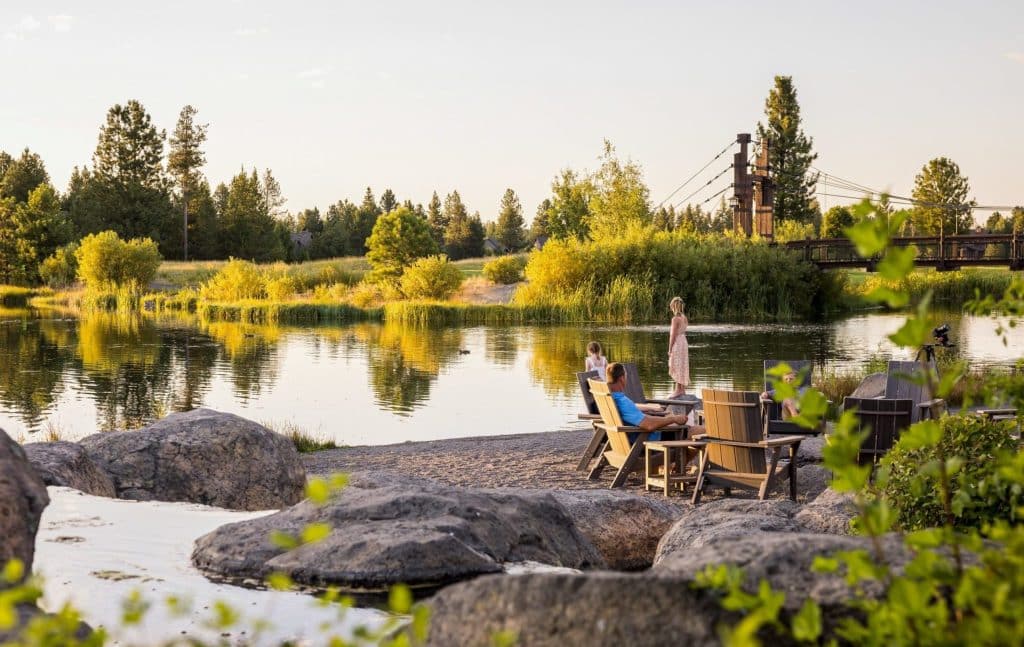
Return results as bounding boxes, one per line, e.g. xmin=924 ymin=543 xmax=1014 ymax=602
xmin=844 ymin=268 xmax=1015 ymax=306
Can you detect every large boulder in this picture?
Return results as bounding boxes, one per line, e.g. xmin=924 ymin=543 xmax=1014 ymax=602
xmin=795 ymin=488 xmax=857 ymax=535
xmin=23 ymin=441 xmax=116 ymax=498
xmin=654 ymin=499 xmax=802 ymax=563
xmin=80 ymin=408 xmax=306 ymax=511
xmin=192 ymin=472 xmax=604 ymax=595
xmin=795 ymin=435 xmax=825 ymax=464
xmin=797 ymin=463 xmax=832 ymax=500
xmin=655 ymin=531 xmax=908 ymax=625
xmin=0 ymin=429 xmax=48 ymax=581
xmin=549 ymin=490 xmax=682 ymax=570
xmin=425 ymin=572 xmax=727 ymax=647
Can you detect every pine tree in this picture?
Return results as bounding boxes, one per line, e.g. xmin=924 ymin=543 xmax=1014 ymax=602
xmin=529 ymin=199 xmax=551 ymax=243
xmin=495 ymin=188 xmax=526 ymax=251
xmin=84 ymin=100 xmax=175 ymax=251
xmin=217 ymin=168 xmax=285 ymax=261
xmin=427 ymin=191 xmax=446 ymax=245
xmin=0 ymin=148 xmax=50 ymax=203
xmin=757 ymin=76 xmax=819 ymax=224
xmin=443 ymin=192 xmax=483 ymax=259
xmin=652 ymin=206 xmax=674 ymax=231
xmin=379 ymin=189 xmax=398 ymax=214
xmin=710 ymin=197 xmax=733 ymax=234
xmin=262 ymin=169 xmax=287 ymax=219
xmin=168 ymin=105 xmax=208 ymax=261
xmin=352 ymin=187 xmax=381 ymax=254
xmin=909 ymin=157 xmax=974 ymax=235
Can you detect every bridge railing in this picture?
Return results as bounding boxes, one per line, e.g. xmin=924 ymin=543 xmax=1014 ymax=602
xmin=781 ymin=232 xmax=1023 ymax=270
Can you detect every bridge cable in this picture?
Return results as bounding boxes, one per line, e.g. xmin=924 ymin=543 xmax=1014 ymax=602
xmin=654 ymin=139 xmax=737 ymax=211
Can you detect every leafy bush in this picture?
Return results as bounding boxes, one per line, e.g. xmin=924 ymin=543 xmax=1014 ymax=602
xmin=515 ymin=229 xmax=832 ymax=321
xmin=265 ymin=275 xmax=298 ymax=301
xmin=74 ymin=231 xmax=161 ymax=291
xmin=881 ymin=414 xmax=1022 ymax=531
xmin=482 ymin=255 xmax=526 ymax=284
xmin=39 ymin=243 xmax=79 ymax=288
xmin=199 ymin=258 xmax=267 ymax=301
xmin=400 ymin=255 xmax=464 ymax=300
xmin=366 ymin=207 xmax=439 ymax=281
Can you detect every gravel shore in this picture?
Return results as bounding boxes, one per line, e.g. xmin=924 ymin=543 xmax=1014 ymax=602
xmin=302 ymin=427 xmax=827 ymax=501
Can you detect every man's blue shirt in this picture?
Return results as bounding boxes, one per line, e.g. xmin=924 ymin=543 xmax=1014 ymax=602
xmin=611 ymin=391 xmax=660 ymax=443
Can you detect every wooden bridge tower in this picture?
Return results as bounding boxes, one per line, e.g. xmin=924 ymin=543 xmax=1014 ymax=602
xmin=731 ymin=134 xmax=774 ymax=239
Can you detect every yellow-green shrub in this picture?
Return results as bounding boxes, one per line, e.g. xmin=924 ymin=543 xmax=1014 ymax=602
xmin=482 ymin=255 xmax=526 ymax=284
xmin=265 ymin=275 xmax=299 ymax=301
xmin=400 ymin=255 xmax=464 ymax=300
xmin=199 ymin=258 xmax=266 ymax=301
xmin=74 ymin=231 xmax=161 ymax=291
xmin=39 ymin=243 xmax=79 ymax=288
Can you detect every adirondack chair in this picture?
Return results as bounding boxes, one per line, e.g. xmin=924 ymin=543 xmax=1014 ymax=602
xmin=691 ymin=388 xmax=803 ymax=504
xmin=882 ymin=361 xmax=945 ymax=423
xmin=587 ymin=378 xmax=687 ymax=488
xmin=575 ymin=370 xmax=606 ymax=471
xmin=762 ymin=359 xmax=823 ymax=436
xmin=844 ymin=396 xmax=914 ymax=465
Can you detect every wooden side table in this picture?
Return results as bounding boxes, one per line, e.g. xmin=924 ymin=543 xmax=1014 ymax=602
xmin=645 ymin=440 xmax=706 ymax=497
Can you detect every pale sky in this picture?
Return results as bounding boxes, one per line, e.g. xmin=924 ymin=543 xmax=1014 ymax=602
xmin=1 ymin=1 xmax=1022 ymax=222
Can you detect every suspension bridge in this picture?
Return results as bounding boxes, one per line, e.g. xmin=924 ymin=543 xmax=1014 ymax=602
xmin=659 ymin=134 xmax=1024 ymax=271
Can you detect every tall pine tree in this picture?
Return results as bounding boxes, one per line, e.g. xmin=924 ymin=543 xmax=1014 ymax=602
xmin=495 ymin=188 xmax=525 ymax=251
xmin=757 ymin=76 xmax=819 ymax=224
xmin=168 ymin=105 xmax=208 ymax=261
xmin=426 ymin=191 xmax=446 ymax=245
xmin=530 ymin=199 xmax=551 ymax=243
xmin=379 ymin=189 xmax=398 ymax=214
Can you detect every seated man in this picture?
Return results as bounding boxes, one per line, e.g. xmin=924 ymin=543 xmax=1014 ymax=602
xmin=606 ymin=362 xmax=694 ymax=443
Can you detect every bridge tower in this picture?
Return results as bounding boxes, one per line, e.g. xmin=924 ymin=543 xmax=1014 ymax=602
xmin=731 ymin=134 xmax=774 ymax=239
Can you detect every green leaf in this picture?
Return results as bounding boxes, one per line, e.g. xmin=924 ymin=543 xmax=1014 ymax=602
xmin=301 ymin=522 xmax=332 ymax=545
xmin=904 ymin=528 xmax=944 ymax=549
xmin=270 ymin=530 xmax=299 ymax=550
xmin=899 ymin=420 xmax=942 ymax=450
xmin=889 ymin=314 xmax=932 ymax=349
xmin=877 ymin=245 xmax=917 ymax=280
xmin=844 ymin=218 xmax=887 ymax=257
xmin=389 ymin=584 xmax=413 ymax=614
xmin=306 ymin=478 xmax=330 ymax=505
xmin=266 ymin=572 xmax=293 ymax=591
xmin=2 ymin=560 xmax=24 ymax=584
xmin=791 ymin=598 xmax=822 ymax=642
xmin=866 ymin=285 xmax=910 ymax=309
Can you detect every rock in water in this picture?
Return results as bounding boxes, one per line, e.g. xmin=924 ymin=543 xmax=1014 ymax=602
xmin=23 ymin=441 xmax=117 ymax=498
xmin=0 ymin=429 xmax=49 ymax=581
xmin=80 ymin=409 xmax=306 ymax=511
xmin=192 ymin=472 xmax=604 ymax=594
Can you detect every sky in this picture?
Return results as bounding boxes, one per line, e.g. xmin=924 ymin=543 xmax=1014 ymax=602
xmin=1 ymin=0 xmax=1022 ymax=223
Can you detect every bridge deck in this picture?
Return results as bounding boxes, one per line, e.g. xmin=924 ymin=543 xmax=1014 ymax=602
xmin=782 ymin=233 xmax=1024 ymax=271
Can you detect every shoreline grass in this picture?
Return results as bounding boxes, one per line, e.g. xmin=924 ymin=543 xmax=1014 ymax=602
xmin=262 ymin=420 xmax=340 ymax=453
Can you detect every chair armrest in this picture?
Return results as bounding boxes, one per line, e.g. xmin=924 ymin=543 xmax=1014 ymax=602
xmin=759 ymin=435 xmax=805 ymax=447
xmin=646 ymin=397 xmax=697 ymax=407
xmin=646 ymin=440 xmax=707 ymax=449
xmin=578 ymin=413 xmax=601 ymax=421
xmin=919 ymin=398 xmax=945 ymax=409
xmin=978 ymin=408 xmax=1018 ymax=416
xmin=701 ymin=439 xmax=765 ymax=449
xmin=595 ymin=423 xmax=642 ymax=433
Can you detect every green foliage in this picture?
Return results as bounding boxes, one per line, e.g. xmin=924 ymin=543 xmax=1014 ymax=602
xmin=881 ymin=415 xmax=1022 ymax=531
xmin=529 ymin=199 xmax=551 ymax=243
xmin=495 ymin=189 xmax=526 ymax=251
xmin=909 ymin=157 xmax=973 ymax=235
xmin=821 ymin=205 xmax=855 ymax=239
xmin=75 ymin=231 xmax=162 ymax=291
xmin=366 ymin=207 xmax=439 ymax=281
xmin=546 ymin=169 xmax=592 ymax=241
xmin=481 ymin=255 xmax=526 ymax=284
xmin=855 ymin=270 xmax=1013 ymax=308
xmin=400 ymin=255 xmax=464 ymax=300
xmin=587 ymin=141 xmax=652 ymax=240
xmin=39 ymin=243 xmax=80 ymax=288
xmin=515 ymin=229 xmax=833 ymax=321
xmin=0 ymin=148 xmax=50 ymax=203
xmin=772 ymin=219 xmax=815 ymax=243
xmin=757 ymin=76 xmax=819 ymax=224
xmin=199 ymin=258 xmax=268 ymax=301
xmin=442 ymin=193 xmax=484 ymax=260
xmin=216 ymin=168 xmax=287 ymax=262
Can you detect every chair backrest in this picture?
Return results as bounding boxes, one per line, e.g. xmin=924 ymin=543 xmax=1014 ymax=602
xmin=763 ymin=360 xmax=813 ymax=422
xmin=884 ymin=361 xmax=934 ymax=423
xmin=576 ymin=370 xmax=600 ymax=414
xmin=844 ymin=396 xmax=913 ymax=464
xmin=588 ymin=378 xmax=633 ymax=456
xmin=622 ymin=362 xmax=648 ymax=404
xmin=701 ymin=388 xmax=766 ymax=474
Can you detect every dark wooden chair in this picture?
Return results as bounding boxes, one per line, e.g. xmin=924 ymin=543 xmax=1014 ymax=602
xmin=576 ymin=370 xmax=601 ymax=420
xmin=844 ymin=396 xmax=914 ymax=465
xmin=882 ymin=361 xmax=945 ymax=423
xmin=691 ymin=388 xmax=803 ymax=504
xmin=587 ymin=378 xmax=687 ymax=488
xmin=762 ymin=359 xmax=823 ymax=436
xmin=623 ymin=362 xmax=697 ymax=408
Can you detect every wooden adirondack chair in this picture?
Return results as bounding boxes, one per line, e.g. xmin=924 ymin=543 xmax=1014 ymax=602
xmin=882 ymin=361 xmax=945 ymax=423
xmin=575 ymin=370 xmax=606 ymax=471
xmin=844 ymin=396 xmax=914 ymax=465
xmin=587 ymin=378 xmax=686 ymax=488
xmin=691 ymin=388 xmax=803 ymax=504
xmin=762 ymin=359 xmax=822 ymax=436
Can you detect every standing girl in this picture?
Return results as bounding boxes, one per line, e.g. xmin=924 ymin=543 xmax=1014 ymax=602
xmin=667 ymin=297 xmax=690 ymax=397
xmin=585 ymin=341 xmax=608 ymax=381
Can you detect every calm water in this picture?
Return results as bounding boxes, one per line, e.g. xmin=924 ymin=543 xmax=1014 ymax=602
xmin=3 ymin=308 xmax=1021 ymax=445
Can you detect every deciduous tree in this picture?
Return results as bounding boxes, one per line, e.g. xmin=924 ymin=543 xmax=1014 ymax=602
xmin=546 ymin=169 xmax=591 ymax=241
xmin=588 ymin=141 xmax=651 ymax=239
xmin=366 ymin=206 xmax=439 ymax=280
xmin=909 ymin=157 xmax=973 ymax=235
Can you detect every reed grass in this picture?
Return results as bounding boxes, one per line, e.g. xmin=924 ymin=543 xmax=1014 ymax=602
xmin=0 ymin=285 xmax=41 ymax=308
xmin=198 ymin=300 xmax=381 ymax=325
xmin=261 ymin=419 xmax=340 ymax=452
xmin=852 ymin=269 xmax=1014 ymax=306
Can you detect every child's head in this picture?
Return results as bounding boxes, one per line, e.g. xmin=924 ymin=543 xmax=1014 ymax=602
xmin=587 ymin=341 xmax=603 ymax=357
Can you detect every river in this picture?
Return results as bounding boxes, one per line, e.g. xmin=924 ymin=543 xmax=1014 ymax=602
xmin=2 ymin=308 xmax=1020 ymax=445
